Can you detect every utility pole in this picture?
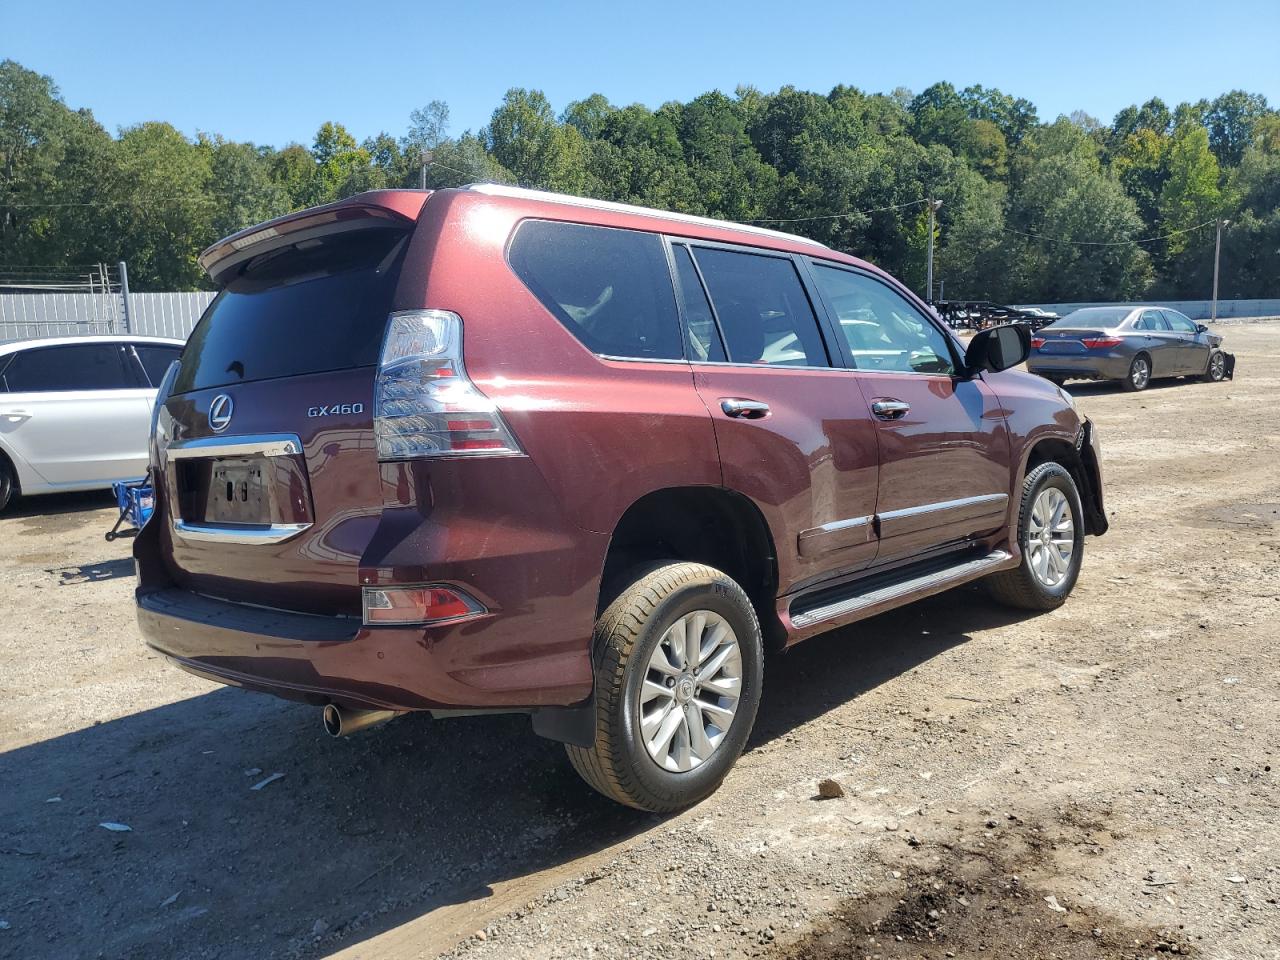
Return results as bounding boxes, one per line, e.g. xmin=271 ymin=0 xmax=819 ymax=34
xmin=1211 ymin=218 xmax=1230 ymax=321
xmin=926 ymin=199 xmax=943 ymax=303
xmin=420 ymin=150 xmax=433 ymax=190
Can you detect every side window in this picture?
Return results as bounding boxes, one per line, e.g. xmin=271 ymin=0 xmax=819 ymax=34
xmin=2 ymin=343 xmax=134 ymax=392
xmin=508 ymin=220 xmax=682 ymax=360
xmin=690 ymin=247 xmax=829 ymax=367
xmin=671 ymin=245 xmax=725 ymax=362
xmin=1162 ymin=310 xmax=1197 ymax=333
xmin=810 ymin=264 xmax=956 ymax=374
xmin=1138 ymin=310 xmax=1169 ymax=331
xmin=134 ymin=345 xmax=183 ymax=386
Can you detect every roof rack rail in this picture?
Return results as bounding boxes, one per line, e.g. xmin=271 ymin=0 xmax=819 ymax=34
xmin=460 ymin=183 xmax=828 ymax=249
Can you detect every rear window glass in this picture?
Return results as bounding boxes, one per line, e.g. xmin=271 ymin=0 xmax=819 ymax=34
xmin=172 ymin=228 xmax=409 ymax=394
xmin=1052 ymin=307 xmax=1131 ymax=327
xmin=508 ymin=220 xmax=682 ymax=360
xmin=3 ymin=343 xmax=135 ymax=392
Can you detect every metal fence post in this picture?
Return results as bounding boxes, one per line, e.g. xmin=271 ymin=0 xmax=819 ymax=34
xmin=118 ymin=261 xmax=133 ymax=334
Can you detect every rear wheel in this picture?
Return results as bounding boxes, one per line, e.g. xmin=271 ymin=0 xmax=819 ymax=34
xmin=1121 ymin=353 xmax=1151 ymax=392
xmin=566 ymin=562 xmax=763 ymax=812
xmin=1045 ymin=376 xmax=1066 ymax=387
xmin=986 ymin=462 xmax=1084 ymax=611
xmin=1202 ymin=350 xmax=1226 ymax=382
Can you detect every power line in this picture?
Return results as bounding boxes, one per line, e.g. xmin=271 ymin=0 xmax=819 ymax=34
xmin=748 ymin=198 xmax=928 ymax=224
xmin=1001 ymin=218 xmax=1219 ymax=247
xmin=5 ymin=196 xmax=215 ymax=208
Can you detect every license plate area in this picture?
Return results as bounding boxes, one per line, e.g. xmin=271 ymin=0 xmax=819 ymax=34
xmin=1043 ymin=340 xmax=1085 ymax=354
xmin=206 ymin=458 xmax=269 ymax=524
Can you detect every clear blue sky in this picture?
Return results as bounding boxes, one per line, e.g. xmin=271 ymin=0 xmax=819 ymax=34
xmin=4 ymin=0 xmax=1278 ymax=147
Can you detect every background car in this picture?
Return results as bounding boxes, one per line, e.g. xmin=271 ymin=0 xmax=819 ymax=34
xmin=1027 ymin=306 xmax=1226 ymax=391
xmin=0 ymin=335 xmax=184 ymax=511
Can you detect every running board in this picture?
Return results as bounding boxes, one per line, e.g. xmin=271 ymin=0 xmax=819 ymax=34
xmin=789 ymin=549 xmax=1013 ymax=629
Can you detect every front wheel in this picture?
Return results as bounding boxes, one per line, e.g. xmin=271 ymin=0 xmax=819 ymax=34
xmin=1202 ymin=351 xmax=1226 ymax=382
xmin=566 ymin=562 xmax=763 ymax=812
xmin=986 ymin=462 xmax=1085 ymax=611
xmin=1121 ymin=353 xmax=1151 ymax=392
xmin=0 ymin=457 xmax=15 ymax=514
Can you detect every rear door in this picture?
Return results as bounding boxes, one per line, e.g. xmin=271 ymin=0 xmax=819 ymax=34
xmin=1135 ymin=309 xmax=1179 ymax=375
xmin=806 ymin=262 xmax=1011 ymax=565
xmin=676 ymin=241 xmax=880 ymax=590
xmin=0 ymin=342 xmax=152 ymax=485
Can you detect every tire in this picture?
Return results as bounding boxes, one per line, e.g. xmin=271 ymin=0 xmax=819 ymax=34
xmin=1201 ymin=350 xmax=1226 ymax=383
xmin=566 ymin=562 xmax=763 ymax=812
xmin=985 ymin=462 xmax=1085 ymax=611
xmin=1121 ymin=353 xmax=1151 ymax=392
xmin=1045 ymin=376 xmax=1066 ymax=388
xmin=0 ymin=456 xmax=15 ymax=514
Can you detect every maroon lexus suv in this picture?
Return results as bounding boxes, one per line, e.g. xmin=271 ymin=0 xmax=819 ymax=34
xmin=135 ymin=185 xmax=1106 ymax=811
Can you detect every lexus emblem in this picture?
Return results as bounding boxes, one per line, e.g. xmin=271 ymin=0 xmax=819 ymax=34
xmin=208 ymin=394 xmax=234 ymax=433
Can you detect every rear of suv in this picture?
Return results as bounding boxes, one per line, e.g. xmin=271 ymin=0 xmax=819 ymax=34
xmin=135 ymin=185 xmax=1107 ymax=811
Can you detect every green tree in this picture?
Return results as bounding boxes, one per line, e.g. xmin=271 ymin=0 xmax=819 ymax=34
xmin=1159 ymin=124 xmax=1222 ymax=253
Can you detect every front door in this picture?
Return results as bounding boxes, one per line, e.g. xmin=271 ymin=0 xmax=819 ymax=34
xmin=1161 ymin=310 xmax=1210 ymax=374
xmin=673 ymin=241 xmax=880 ymax=594
xmin=805 ymin=262 xmax=1011 ymax=565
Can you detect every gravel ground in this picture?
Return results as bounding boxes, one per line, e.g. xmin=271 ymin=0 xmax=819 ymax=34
xmin=1 ymin=325 xmax=1277 ymax=960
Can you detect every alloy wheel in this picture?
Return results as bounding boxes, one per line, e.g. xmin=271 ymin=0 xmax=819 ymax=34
xmin=1209 ymin=353 xmax=1225 ymax=380
xmin=1026 ymin=487 xmax=1075 ymax=587
xmin=639 ymin=610 xmax=743 ymax=772
xmin=1131 ymin=357 xmax=1150 ymax=389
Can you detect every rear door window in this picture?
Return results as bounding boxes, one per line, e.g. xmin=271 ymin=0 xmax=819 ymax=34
xmin=1137 ymin=310 xmax=1169 ymax=331
xmin=2 ymin=343 xmax=135 ymax=392
xmin=508 ymin=220 xmax=682 ymax=360
xmin=691 ymin=247 xmax=829 ymax=367
xmin=134 ymin=344 xmax=183 ymax=386
xmin=173 ymin=227 xmax=409 ymax=395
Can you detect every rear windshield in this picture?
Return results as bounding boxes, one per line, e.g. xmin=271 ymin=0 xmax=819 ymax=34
xmin=1050 ymin=307 xmax=1131 ymax=328
xmin=172 ymin=227 xmax=409 ymax=394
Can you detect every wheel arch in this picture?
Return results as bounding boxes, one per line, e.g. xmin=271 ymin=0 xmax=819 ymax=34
xmin=1021 ymin=434 xmax=1106 ymax=536
xmin=597 ymin=486 xmax=784 ymax=650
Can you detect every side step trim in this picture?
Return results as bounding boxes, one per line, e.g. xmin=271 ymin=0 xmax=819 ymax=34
xmin=790 ymin=549 xmax=1012 ymax=629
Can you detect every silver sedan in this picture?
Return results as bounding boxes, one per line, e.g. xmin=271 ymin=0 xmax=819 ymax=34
xmin=1026 ymin=306 xmax=1226 ymax=392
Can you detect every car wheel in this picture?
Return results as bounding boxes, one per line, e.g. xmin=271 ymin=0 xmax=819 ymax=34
xmin=565 ymin=562 xmax=763 ymax=812
xmin=985 ymin=462 xmax=1085 ymax=611
xmin=0 ymin=456 xmax=15 ymax=513
xmin=1121 ymin=353 xmax=1151 ymax=392
xmin=1045 ymin=376 xmax=1066 ymax=387
xmin=1202 ymin=351 xmax=1227 ymax=382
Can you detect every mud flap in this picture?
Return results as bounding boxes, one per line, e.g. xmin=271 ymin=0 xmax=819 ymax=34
xmin=531 ymin=700 xmax=596 ymax=748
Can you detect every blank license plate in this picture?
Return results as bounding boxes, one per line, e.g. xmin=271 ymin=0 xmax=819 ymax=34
xmin=206 ymin=459 xmax=268 ymax=524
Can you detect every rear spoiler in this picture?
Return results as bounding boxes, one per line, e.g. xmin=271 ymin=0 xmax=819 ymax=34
xmin=199 ymin=190 xmax=430 ymax=286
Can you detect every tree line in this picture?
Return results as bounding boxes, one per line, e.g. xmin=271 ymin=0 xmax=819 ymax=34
xmin=1 ymin=58 xmax=1277 ymax=301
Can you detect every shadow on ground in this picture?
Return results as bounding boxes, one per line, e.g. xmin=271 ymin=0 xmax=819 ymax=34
xmin=0 ymin=588 xmax=1036 ymax=960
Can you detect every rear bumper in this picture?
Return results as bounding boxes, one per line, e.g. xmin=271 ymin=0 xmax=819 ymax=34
xmin=1027 ymin=354 xmax=1129 ymax=380
xmin=137 ymin=587 xmax=593 ymax=712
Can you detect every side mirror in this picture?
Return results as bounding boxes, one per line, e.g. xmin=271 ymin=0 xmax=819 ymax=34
xmin=965 ymin=323 xmax=1030 ymax=374
xmin=1196 ymin=323 xmax=1209 ymax=333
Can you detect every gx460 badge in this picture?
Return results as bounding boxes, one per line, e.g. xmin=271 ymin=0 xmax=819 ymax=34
xmin=307 ymin=403 xmax=364 ymax=418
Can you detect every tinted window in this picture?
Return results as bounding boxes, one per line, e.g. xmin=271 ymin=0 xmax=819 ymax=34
xmin=3 ymin=343 xmax=134 ymax=392
xmin=135 ymin=345 xmax=183 ymax=386
xmin=1135 ymin=310 xmax=1169 ymax=331
xmin=672 ymin=245 xmax=725 ymax=362
xmin=811 ymin=264 xmax=955 ymax=374
xmin=1054 ymin=307 xmax=1132 ymax=327
xmin=1162 ymin=310 xmax=1197 ymax=333
xmin=509 ymin=220 xmax=682 ymax=360
xmin=173 ymin=227 xmax=409 ymax=395
xmin=691 ymin=247 xmax=828 ymax=367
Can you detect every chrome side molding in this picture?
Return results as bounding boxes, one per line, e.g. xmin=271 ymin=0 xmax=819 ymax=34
xmin=173 ymin=520 xmax=311 ymax=545
xmin=167 ymin=433 xmax=303 ymax=460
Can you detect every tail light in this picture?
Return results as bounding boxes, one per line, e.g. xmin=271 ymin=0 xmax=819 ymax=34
xmin=1030 ymin=337 xmax=1045 ymax=349
xmin=1081 ymin=337 xmax=1123 ymax=350
xmin=374 ymin=309 xmax=522 ymax=460
xmin=149 ymin=359 xmax=181 ymax=470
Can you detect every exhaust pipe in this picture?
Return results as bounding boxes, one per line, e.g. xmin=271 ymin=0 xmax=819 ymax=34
xmin=322 ymin=704 xmax=403 ymax=737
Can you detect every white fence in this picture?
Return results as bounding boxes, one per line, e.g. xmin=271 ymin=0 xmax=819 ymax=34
xmin=0 ymin=291 xmax=213 ymax=343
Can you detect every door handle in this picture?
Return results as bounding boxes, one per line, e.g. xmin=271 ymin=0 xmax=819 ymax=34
xmin=871 ymin=399 xmax=911 ymax=420
xmin=720 ymin=398 xmax=770 ymax=419
xmin=0 ymin=409 xmax=31 ymax=423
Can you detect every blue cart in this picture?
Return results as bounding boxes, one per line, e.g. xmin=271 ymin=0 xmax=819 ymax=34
xmin=105 ymin=477 xmax=155 ymax=542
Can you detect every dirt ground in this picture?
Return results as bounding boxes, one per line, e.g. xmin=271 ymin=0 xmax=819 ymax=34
xmin=2 ymin=324 xmax=1277 ymax=960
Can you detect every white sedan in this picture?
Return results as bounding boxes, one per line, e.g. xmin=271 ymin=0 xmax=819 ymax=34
xmin=0 ymin=335 xmax=185 ymax=511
